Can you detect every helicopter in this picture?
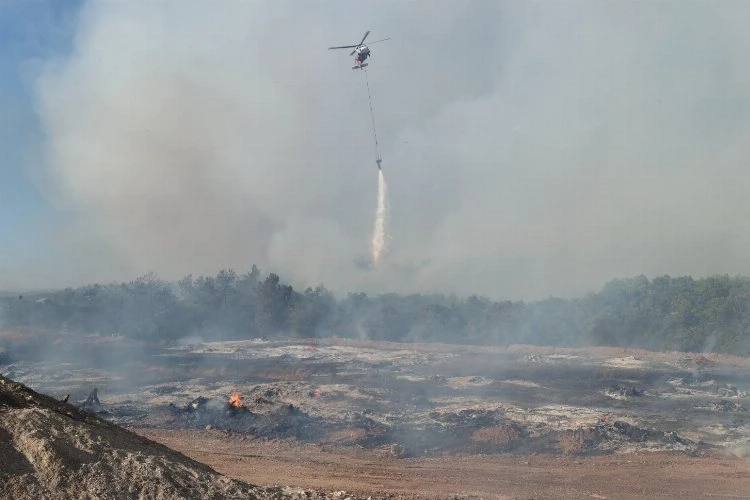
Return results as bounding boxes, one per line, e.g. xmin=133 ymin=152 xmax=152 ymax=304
xmin=328 ymin=31 xmax=390 ymax=69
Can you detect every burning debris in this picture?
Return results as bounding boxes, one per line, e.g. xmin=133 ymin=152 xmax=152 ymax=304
xmin=228 ymin=391 xmax=242 ymax=408
xmin=166 ymin=392 xmax=324 ymax=440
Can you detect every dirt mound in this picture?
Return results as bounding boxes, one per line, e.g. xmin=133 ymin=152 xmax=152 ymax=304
xmin=0 ymin=374 xmax=368 ymax=500
xmin=469 ymin=424 xmax=527 ymax=450
xmin=552 ymin=421 xmax=700 ymax=455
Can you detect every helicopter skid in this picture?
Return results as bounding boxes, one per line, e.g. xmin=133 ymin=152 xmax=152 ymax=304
xmin=352 ymin=63 xmax=368 ymax=70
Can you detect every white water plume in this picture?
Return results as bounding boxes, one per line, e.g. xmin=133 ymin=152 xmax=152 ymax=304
xmin=370 ymin=170 xmax=390 ymax=266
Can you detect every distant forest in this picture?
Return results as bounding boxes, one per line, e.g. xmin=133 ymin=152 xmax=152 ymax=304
xmin=3 ymin=268 xmax=750 ymax=355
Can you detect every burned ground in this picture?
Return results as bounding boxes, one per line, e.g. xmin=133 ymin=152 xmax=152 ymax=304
xmin=5 ymin=335 xmax=749 ymax=456
xmin=2 ymin=332 xmax=750 ymax=497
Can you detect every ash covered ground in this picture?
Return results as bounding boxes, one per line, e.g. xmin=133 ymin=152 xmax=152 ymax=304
xmin=4 ymin=332 xmax=750 ymax=459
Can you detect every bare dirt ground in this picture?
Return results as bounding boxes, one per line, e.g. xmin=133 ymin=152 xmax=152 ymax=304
xmin=137 ymin=428 xmax=750 ymax=499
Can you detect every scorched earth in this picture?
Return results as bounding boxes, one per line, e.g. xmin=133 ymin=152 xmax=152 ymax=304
xmin=2 ymin=332 xmax=750 ymax=498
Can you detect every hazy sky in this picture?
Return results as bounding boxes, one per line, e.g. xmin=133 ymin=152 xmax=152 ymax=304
xmin=3 ymin=0 xmax=750 ymax=300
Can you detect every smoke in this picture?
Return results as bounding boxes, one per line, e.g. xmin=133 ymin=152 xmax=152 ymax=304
xmin=370 ymin=170 xmax=390 ymax=266
xmin=728 ymin=445 xmax=750 ymax=458
xmin=22 ymin=0 xmax=750 ymax=300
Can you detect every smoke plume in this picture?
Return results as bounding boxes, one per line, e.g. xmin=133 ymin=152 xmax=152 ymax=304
xmin=21 ymin=0 xmax=750 ymax=300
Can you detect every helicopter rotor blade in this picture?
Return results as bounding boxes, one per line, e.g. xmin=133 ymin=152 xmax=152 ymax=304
xmin=358 ymin=30 xmax=370 ymax=46
xmin=328 ymin=45 xmax=358 ymax=50
xmin=350 ymin=49 xmax=356 ymax=56
xmin=367 ymin=37 xmax=390 ymax=45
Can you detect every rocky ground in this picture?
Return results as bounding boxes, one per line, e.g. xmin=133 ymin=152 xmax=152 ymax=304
xmin=2 ymin=331 xmax=750 ymax=498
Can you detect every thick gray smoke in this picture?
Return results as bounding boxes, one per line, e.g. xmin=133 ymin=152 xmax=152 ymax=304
xmin=29 ymin=0 xmax=750 ymax=300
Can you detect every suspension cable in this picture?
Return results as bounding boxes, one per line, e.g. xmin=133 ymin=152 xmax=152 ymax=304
xmin=363 ymin=68 xmax=381 ymax=162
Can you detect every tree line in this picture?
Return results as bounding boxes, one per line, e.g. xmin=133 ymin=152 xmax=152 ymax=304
xmin=2 ymin=269 xmax=750 ymax=355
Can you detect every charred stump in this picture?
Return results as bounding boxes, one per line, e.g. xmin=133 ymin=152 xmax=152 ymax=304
xmin=83 ymin=388 xmax=101 ymax=407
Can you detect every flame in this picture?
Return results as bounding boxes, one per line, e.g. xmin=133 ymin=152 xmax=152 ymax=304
xmin=228 ymin=392 xmax=242 ymax=408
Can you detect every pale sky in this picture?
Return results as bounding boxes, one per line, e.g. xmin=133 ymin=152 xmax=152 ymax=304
xmin=3 ymin=0 xmax=750 ymax=300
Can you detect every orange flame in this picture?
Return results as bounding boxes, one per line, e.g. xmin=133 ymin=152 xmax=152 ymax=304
xmin=228 ymin=392 xmax=242 ymax=408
